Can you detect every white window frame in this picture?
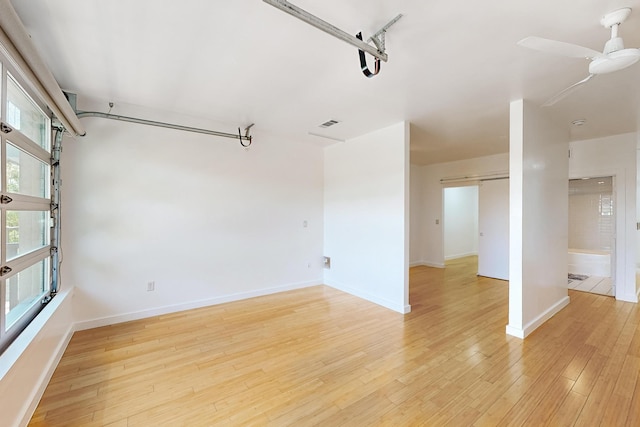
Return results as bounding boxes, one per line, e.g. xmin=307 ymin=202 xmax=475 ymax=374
xmin=0 ymin=50 xmax=57 ymax=354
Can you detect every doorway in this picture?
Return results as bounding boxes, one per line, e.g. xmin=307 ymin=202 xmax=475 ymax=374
xmin=443 ymin=179 xmax=509 ymax=280
xmin=568 ymin=177 xmax=615 ymax=296
xmin=443 ymin=186 xmax=478 ymax=261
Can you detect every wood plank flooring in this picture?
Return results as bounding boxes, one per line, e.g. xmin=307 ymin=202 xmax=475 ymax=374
xmin=29 ymin=257 xmax=640 ymax=426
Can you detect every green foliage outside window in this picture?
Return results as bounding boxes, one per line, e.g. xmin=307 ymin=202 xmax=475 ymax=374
xmin=7 ymin=161 xmax=19 ymax=244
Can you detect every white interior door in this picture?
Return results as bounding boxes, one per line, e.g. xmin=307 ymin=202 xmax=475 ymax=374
xmin=478 ymin=179 xmax=509 ymax=280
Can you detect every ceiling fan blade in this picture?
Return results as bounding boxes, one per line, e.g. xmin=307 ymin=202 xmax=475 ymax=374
xmin=542 ymin=74 xmax=595 ymax=107
xmin=518 ymin=36 xmax=603 ymax=59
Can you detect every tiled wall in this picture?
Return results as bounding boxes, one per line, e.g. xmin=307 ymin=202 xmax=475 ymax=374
xmin=568 ymin=177 xmax=614 ymax=252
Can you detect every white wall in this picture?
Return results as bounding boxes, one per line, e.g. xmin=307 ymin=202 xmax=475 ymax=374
xmin=444 ymin=186 xmax=478 ymax=260
xmin=0 ymin=288 xmax=75 ymax=427
xmin=412 ymin=153 xmax=509 ymax=267
xmin=410 ymin=165 xmax=424 ymax=266
xmin=62 ymin=106 xmax=325 ymax=328
xmin=637 ymin=146 xmax=640 ymax=289
xmin=508 ymin=100 xmax=569 ymax=339
xmin=324 ymin=122 xmax=410 ymax=313
xmin=569 ymin=132 xmax=638 ymax=302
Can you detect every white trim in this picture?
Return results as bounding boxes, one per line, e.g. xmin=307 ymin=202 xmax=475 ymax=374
xmin=20 ymin=323 xmax=74 ymax=427
xmin=506 ymin=296 xmax=570 ymax=339
xmin=617 ymin=291 xmax=639 ymax=303
xmin=74 ymin=280 xmax=321 ymax=331
xmin=0 ymin=288 xmax=73 ymax=380
xmin=423 ymin=261 xmax=445 ymax=268
xmin=568 ymin=166 xmax=631 ymax=303
xmin=445 ymin=251 xmax=478 ymax=261
xmin=0 ymin=288 xmax=75 ymax=427
xmin=410 ymin=260 xmax=445 ymax=268
xmin=505 ymin=324 xmax=526 ymax=339
xmin=325 ymin=279 xmax=411 ymax=314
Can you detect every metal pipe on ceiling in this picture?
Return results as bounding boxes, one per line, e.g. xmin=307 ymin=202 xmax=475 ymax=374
xmin=77 ymin=110 xmax=253 ymax=145
xmin=440 ymin=172 xmax=509 ymax=184
xmin=0 ymin=0 xmax=86 ymax=137
xmin=263 ymin=0 xmax=389 ymax=62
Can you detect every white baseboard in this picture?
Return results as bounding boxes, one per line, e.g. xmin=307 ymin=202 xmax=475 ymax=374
xmin=75 ymin=280 xmax=321 ymax=331
xmin=506 ymin=295 xmax=570 ymax=339
xmin=423 ymin=262 xmax=445 ymax=268
xmin=617 ymin=291 xmax=639 ymax=303
xmin=523 ymin=295 xmax=570 ymax=336
xmin=505 ymin=324 xmax=525 ymax=339
xmin=444 ymin=252 xmax=478 ymax=261
xmin=409 ymin=260 xmax=445 ymax=268
xmin=326 ymin=280 xmax=410 ymax=314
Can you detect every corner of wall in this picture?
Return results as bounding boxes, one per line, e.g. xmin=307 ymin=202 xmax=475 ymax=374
xmin=323 ymin=121 xmax=409 ymax=316
xmin=325 ymin=279 xmax=410 ymax=314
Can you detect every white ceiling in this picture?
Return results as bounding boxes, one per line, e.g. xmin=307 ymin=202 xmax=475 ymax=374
xmin=12 ymin=0 xmax=640 ymax=164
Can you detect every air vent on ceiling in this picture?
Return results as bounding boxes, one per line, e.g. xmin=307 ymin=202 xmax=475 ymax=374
xmin=319 ymin=119 xmax=340 ymax=128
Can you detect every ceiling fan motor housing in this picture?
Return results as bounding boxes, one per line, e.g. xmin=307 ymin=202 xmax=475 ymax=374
xmin=603 ymin=36 xmax=624 ymax=54
xmin=589 ymin=48 xmax=640 ymax=74
xmin=589 ymin=8 xmax=640 ymax=75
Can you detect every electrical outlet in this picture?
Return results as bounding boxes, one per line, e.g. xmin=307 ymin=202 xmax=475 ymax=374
xmin=147 ymin=281 xmax=155 ymax=292
xmin=323 ymin=256 xmax=331 ymax=269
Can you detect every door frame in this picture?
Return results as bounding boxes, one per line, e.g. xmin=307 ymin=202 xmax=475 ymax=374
xmin=569 ymin=170 xmax=623 ymax=300
xmin=569 ymin=174 xmax=618 ymax=297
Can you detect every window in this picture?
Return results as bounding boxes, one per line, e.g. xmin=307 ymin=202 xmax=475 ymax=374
xmin=5 ymin=258 xmax=49 ymax=330
xmin=0 ymin=58 xmax=58 ymax=353
xmin=6 ymin=210 xmax=50 ymax=260
xmin=6 ymin=73 xmax=50 ymax=150
xmin=6 ymin=142 xmax=51 ymax=199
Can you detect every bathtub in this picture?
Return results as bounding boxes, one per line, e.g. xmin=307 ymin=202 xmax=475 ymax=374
xmin=568 ymin=249 xmax=611 ymax=277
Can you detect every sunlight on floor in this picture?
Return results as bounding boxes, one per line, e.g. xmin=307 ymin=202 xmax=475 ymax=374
xmin=568 ymin=275 xmax=613 ymax=296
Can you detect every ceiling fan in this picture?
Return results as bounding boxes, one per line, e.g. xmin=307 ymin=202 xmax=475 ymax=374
xmin=518 ymin=7 xmax=640 ymax=106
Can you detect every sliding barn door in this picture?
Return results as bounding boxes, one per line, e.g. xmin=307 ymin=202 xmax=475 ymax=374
xmin=478 ymin=179 xmax=509 ymax=280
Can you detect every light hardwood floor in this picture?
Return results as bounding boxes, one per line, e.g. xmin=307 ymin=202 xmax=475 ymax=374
xmin=29 ymin=257 xmax=640 ymax=426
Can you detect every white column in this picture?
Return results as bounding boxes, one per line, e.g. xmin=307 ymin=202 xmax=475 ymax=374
xmin=507 ymin=100 xmax=570 ymax=338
